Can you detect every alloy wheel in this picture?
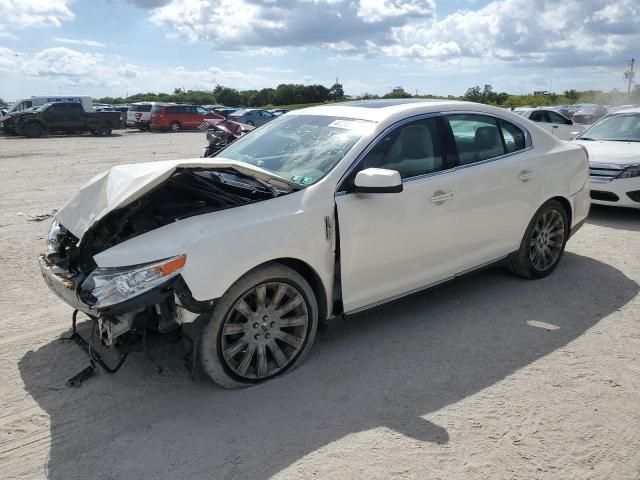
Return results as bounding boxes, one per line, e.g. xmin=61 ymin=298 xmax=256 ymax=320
xmin=220 ymin=282 xmax=309 ymax=380
xmin=529 ymin=209 xmax=565 ymax=271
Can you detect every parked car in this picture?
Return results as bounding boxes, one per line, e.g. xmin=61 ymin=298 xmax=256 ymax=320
xmin=39 ymin=99 xmax=589 ymax=388
xmin=573 ymin=108 xmax=640 ymax=209
xmin=212 ymin=107 xmax=239 ymax=119
xmin=572 ymin=105 xmax=608 ymax=125
xmin=13 ymin=102 xmax=121 ymax=138
xmin=228 ymin=108 xmax=276 ymax=126
xmin=112 ymin=106 xmax=129 ymax=129
xmin=2 ymin=107 xmax=38 ymax=135
xmin=2 ymin=96 xmax=93 ymax=121
xmin=126 ymin=102 xmax=156 ymax=130
xmin=514 ymin=107 xmax=584 ymax=140
xmin=149 ymin=104 xmax=224 ymax=132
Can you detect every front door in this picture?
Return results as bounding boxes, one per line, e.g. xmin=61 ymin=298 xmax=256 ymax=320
xmin=336 ymin=116 xmax=462 ymax=312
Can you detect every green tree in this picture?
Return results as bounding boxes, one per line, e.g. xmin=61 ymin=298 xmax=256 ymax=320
xmin=463 ymin=86 xmax=483 ymax=102
xmin=329 ymin=83 xmax=344 ymax=100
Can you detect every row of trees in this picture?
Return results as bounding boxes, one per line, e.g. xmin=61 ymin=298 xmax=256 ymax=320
xmin=92 ymin=83 xmax=640 ymax=109
xmin=96 ymin=82 xmax=345 ymax=107
xmin=463 ymin=84 xmax=640 ymax=107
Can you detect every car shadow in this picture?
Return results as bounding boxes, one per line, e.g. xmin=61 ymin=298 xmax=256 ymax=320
xmin=587 ymin=205 xmax=640 ymax=232
xmin=17 ymin=252 xmax=638 ymax=479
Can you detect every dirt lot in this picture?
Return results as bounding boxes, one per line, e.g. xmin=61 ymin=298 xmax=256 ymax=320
xmin=0 ymin=130 xmax=639 ymax=480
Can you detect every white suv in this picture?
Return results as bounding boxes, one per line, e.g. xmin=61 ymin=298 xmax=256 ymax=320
xmin=126 ymin=102 xmax=155 ymax=130
xmin=40 ymin=100 xmax=590 ymax=388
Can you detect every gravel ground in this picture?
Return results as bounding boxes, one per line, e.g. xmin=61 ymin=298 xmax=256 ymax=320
xmin=0 ymin=130 xmax=639 ymax=480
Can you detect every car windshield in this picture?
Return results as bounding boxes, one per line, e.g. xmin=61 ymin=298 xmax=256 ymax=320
xmin=35 ymin=103 xmax=52 ymax=111
xmin=216 ymin=114 xmax=376 ymax=186
xmin=579 ymin=114 xmax=640 ymax=142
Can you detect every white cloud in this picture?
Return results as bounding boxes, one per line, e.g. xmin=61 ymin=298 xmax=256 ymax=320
xmin=148 ymin=0 xmax=435 ymax=50
xmin=357 ymin=0 xmax=434 ymax=23
xmin=0 ymin=0 xmax=74 ymax=29
xmin=53 ymin=37 xmax=107 ymax=48
xmin=0 ymin=46 xmax=295 ymax=93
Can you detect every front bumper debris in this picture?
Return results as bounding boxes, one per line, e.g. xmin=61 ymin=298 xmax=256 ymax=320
xmin=39 ymin=254 xmax=94 ymax=314
xmin=64 ymin=310 xmax=129 ymax=386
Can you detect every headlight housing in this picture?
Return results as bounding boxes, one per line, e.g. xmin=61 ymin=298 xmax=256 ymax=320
xmin=47 ymin=221 xmax=62 ymax=251
xmin=618 ymin=165 xmax=640 ymax=179
xmin=81 ymin=255 xmax=186 ymax=308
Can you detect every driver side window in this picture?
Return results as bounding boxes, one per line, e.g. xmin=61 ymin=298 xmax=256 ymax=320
xmin=359 ymin=118 xmax=443 ymax=179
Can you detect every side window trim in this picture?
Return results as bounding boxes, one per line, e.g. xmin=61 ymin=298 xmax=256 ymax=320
xmin=443 ymin=111 xmax=533 ymax=171
xmin=335 ymin=110 xmax=533 ymax=194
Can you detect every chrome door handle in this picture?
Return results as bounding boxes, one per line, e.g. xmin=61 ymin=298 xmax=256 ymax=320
xmin=552 ymin=125 xmax=559 ymax=129
xmin=517 ymin=170 xmax=535 ymax=182
xmin=429 ymin=190 xmax=454 ymax=205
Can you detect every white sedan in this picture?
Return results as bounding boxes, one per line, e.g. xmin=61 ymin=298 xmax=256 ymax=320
xmin=40 ymin=99 xmax=590 ymax=388
xmin=573 ymin=108 xmax=640 ymax=209
xmin=512 ymin=107 xmax=584 ymax=141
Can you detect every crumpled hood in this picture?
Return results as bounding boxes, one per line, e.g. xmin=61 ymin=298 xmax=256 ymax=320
xmin=574 ymin=140 xmax=640 ymax=167
xmin=55 ymin=158 xmax=296 ymax=239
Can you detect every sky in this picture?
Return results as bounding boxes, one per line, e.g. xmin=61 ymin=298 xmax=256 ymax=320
xmin=0 ymin=0 xmax=637 ymax=101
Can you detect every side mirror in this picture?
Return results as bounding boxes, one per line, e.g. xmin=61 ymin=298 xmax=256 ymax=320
xmin=353 ymin=168 xmax=403 ymax=193
xmin=568 ymin=119 xmax=574 ymax=125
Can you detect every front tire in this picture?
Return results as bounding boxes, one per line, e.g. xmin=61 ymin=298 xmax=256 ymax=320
xmin=509 ymin=199 xmax=569 ymax=279
xmin=200 ymin=263 xmax=318 ymax=389
xmin=170 ymin=121 xmax=181 ymax=132
xmin=24 ymin=122 xmax=44 ymax=138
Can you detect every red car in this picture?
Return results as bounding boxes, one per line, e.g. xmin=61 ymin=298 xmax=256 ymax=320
xmin=149 ymin=104 xmax=224 ymax=132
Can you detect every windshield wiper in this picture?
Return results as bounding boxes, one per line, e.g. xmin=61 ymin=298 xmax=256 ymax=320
xmin=578 ymin=137 xmax=595 ymax=140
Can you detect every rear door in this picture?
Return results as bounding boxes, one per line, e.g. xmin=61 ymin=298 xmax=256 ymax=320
xmin=65 ymin=103 xmax=85 ymax=129
xmin=442 ymin=114 xmax=541 ymax=264
xmin=545 ymin=110 xmax=576 ymax=140
xmin=528 ymin=110 xmax=555 ymax=136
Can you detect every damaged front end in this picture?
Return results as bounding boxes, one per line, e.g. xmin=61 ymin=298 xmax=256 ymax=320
xmin=39 ymin=162 xmax=294 ymax=382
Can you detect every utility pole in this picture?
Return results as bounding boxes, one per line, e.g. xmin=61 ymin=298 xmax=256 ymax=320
xmin=625 ymin=58 xmax=635 ymax=95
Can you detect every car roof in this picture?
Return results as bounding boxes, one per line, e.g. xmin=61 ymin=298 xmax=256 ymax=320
xmin=288 ymin=99 xmax=486 ymax=122
xmin=607 ymin=107 xmax=640 ymax=115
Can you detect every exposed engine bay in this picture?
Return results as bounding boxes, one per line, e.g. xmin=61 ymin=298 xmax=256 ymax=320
xmin=41 ymin=166 xmax=291 ymax=383
xmin=52 ymin=168 xmax=280 ymax=273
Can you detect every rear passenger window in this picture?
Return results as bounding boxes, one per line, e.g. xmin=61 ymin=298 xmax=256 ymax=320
xmin=529 ymin=110 xmax=548 ymax=122
xmin=499 ymin=119 xmax=526 ymax=153
xmin=447 ymin=114 xmax=526 ymax=164
xmin=448 ymin=115 xmax=504 ymax=164
xmin=359 ymin=118 xmax=443 ymax=179
xmin=547 ymin=111 xmax=570 ymax=125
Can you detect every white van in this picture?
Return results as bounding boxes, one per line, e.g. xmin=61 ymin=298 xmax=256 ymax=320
xmin=2 ymin=96 xmax=93 ymax=119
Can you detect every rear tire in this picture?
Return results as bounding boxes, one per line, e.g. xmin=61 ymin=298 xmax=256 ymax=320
xmin=200 ymin=263 xmax=318 ymax=389
xmin=24 ymin=122 xmax=44 ymax=138
xmin=508 ymin=199 xmax=569 ymax=279
xmin=95 ymin=123 xmax=112 ymax=136
xmin=170 ymin=121 xmax=181 ymax=132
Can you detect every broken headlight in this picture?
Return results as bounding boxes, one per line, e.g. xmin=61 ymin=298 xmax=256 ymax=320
xmin=47 ymin=221 xmax=62 ymax=251
xmin=81 ymin=255 xmax=186 ymax=308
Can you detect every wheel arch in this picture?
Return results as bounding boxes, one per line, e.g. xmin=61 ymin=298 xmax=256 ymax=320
xmin=548 ymin=195 xmax=572 ymax=227
xmin=215 ymin=257 xmax=329 ymax=326
xmin=268 ymin=258 xmax=329 ymax=326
